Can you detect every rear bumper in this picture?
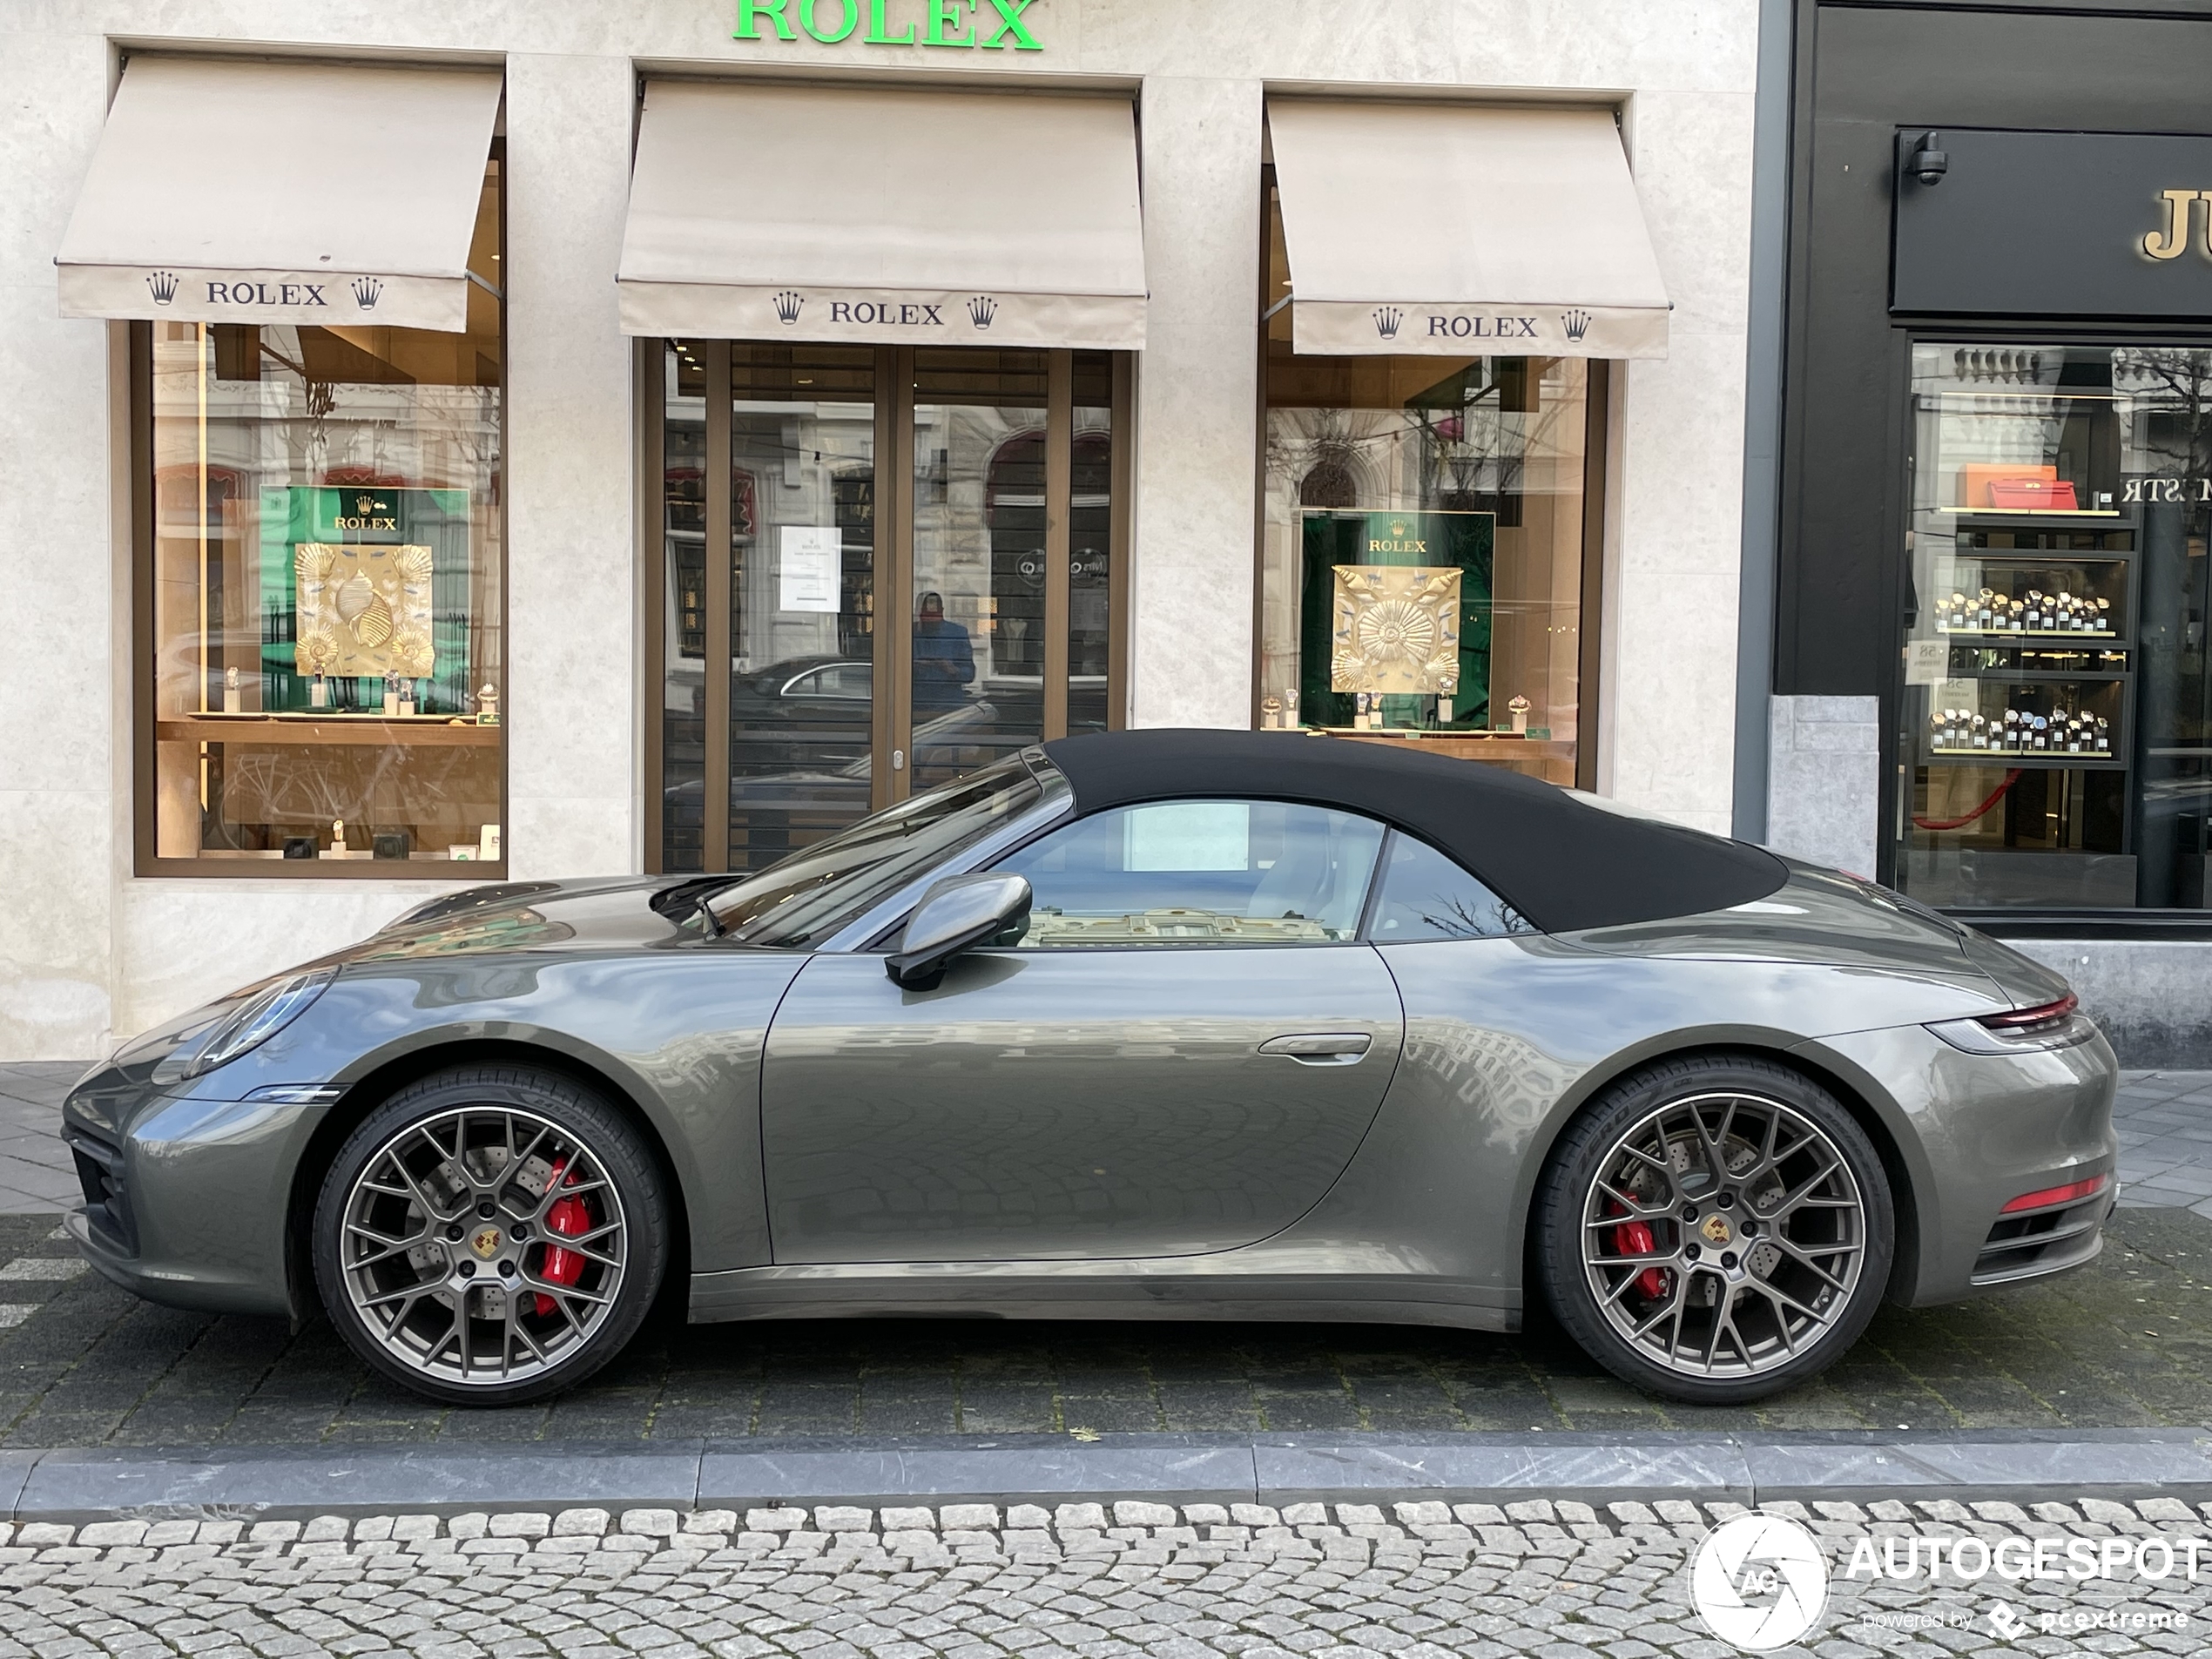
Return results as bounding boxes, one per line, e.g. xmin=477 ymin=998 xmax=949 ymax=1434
xmin=1795 ymin=1022 xmax=2118 ymax=1307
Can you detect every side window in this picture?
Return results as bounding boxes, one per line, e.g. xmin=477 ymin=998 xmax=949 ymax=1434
xmin=994 ymin=799 xmax=1386 ymax=946
xmin=1366 ymin=833 xmax=1533 ymax=941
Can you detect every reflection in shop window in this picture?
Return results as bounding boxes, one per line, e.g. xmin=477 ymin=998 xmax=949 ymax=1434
xmin=141 ymin=163 xmax=504 ymax=873
xmin=1899 ymin=344 xmax=2212 ymax=912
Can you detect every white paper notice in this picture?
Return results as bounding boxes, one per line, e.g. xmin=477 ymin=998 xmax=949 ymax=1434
xmin=779 ymin=526 xmax=840 ymax=613
xmin=1904 ymin=638 xmax=1949 ymax=686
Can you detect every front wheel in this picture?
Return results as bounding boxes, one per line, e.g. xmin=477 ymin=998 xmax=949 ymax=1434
xmin=1536 ymin=1056 xmax=1893 ymax=1405
xmin=312 ymin=1066 xmax=669 ymax=1406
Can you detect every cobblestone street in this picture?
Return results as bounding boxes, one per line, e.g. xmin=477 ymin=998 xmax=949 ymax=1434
xmin=4 ymin=1496 xmax=2209 ymax=1658
xmin=11 ymin=1201 xmax=2212 ymax=1447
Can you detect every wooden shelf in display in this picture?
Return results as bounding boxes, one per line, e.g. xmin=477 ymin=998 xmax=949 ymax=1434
xmin=156 ymin=715 xmax=499 ymax=748
xmin=1319 ymin=730 xmax=1575 ymax=781
xmin=1928 ymin=748 xmax=2123 ymax=770
xmin=1943 ymin=508 xmax=2124 ymax=519
xmin=1936 ymin=628 xmax=2118 ymax=640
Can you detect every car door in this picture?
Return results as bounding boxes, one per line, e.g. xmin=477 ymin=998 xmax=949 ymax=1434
xmin=759 ymin=799 xmax=1406 ymax=1264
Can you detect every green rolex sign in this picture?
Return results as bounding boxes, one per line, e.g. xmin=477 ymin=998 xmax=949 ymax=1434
xmin=735 ymin=0 xmax=1043 ymax=50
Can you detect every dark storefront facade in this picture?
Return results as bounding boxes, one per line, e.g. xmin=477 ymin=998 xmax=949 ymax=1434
xmin=1775 ymin=0 xmax=2212 ymax=1060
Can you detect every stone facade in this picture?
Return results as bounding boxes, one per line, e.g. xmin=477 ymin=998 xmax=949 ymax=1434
xmin=0 ymin=2 xmax=1761 ymax=1058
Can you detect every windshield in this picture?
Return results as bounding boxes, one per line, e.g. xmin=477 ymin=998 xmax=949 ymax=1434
xmin=706 ymin=752 xmax=1056 ymax=948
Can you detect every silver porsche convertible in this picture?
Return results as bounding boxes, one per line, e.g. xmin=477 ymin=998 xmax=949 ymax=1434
xmin=61 ymin=731 xmax=2116 ymax=1407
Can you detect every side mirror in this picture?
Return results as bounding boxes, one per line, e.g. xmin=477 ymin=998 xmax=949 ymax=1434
xmin=885 ymin=873 xmax=1032 ymax=990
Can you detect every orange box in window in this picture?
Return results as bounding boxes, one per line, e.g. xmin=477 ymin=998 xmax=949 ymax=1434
xmin=1959 ymin=462 xmax=2058 ymax=509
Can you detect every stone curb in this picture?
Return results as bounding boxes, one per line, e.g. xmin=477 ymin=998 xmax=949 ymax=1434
xmin=10 ymin=1429 xmax=2212 ymax=1522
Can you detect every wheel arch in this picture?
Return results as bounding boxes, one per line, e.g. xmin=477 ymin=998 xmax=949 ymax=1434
xmin=1511 ymin=1036 xmax=1924 ymax=1320
xmin=281 ymin=1036 xmax=695 ymax=1325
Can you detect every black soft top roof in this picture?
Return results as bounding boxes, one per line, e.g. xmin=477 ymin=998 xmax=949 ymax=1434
xmin=1038 ymin=729 xmax=1786 ymax=934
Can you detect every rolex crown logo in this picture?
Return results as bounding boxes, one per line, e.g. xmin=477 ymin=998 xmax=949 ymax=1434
xmin=773 ymin=290 xmax=804 ymax=325
xmin=1561 ymin=308 xmax=1592 ymax=342
xmin=968 ymin=294 xmax=998 ymax=329
xmin=356 ymin=496 xmax=377 ymax=515
xmin=351 ymin=276 xmax=383 ymax=311
xmin=145 ymin=270 xmax=179 ymax=306
xmin=1372 ymin=305 xmax=1403 ymax=340
xmin=1390 ymin=520 xmax=1408 ymax=538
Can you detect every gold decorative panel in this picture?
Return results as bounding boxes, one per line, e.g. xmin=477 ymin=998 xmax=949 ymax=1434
xmin=293 ymin=541 xmax=435 ymax=678
xmin=1330 ymin=564 xmax=1461 ymax=694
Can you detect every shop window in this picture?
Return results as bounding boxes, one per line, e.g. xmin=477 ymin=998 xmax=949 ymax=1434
xmin=1898 ymin=343 xmax=2210 ymax=912
xmin=646 ymin=343 xmax=1130 ymax=875
xmin=135 ymin=161 xmax=505 ymax=875
xmin=1258 ymin=192 xmax=1607 ymax=789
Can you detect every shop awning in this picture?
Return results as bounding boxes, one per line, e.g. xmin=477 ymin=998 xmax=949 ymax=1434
xmin=1266 ymin=101 xmax=1669 ymax=360
xmin=618 ymin=81 xmax=1146 ymax=350
xmin=56 ymin=57 xmax=502 ymax=333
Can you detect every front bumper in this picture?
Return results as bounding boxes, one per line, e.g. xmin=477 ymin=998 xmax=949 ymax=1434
xmin=1800 ymin=1021 xmax=2118 ymax=1307
xmin=59 ymin=1090 xmax=314 ymax=1320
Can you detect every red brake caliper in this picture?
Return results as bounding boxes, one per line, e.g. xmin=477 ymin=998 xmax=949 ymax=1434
xmin=534 ymin=1157 xmax=591 ymax=1318
xmin=1604 ymin=1200 xmax=1669 ymax=1301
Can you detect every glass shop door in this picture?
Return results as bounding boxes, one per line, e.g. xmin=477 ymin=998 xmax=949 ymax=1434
xmin=649 ymin=342 xmax=1129 ymax=875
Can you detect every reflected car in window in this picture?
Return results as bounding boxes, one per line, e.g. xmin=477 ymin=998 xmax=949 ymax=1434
xmin=63 ymin=731 xmax=2115 ymax=1411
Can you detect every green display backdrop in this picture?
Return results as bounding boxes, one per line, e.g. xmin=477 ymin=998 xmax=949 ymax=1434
xmin=1298 ymin=509 xmax=1494 ymax=730
xmin=258 ymin=486 xmax=475 ymax=714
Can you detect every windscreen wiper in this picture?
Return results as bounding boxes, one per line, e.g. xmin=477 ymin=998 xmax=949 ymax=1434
xmin=648 ymin=878 xmax=732 ymax=937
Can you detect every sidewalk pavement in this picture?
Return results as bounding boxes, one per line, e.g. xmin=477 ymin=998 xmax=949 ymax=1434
xmin=7 ymin=1496 xmax=2205 ymax=1659
xmin=0 ymin=1064 xmax=78 ymax=1214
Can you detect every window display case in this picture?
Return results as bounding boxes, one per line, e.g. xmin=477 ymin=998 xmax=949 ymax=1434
xmin=1898 ymin=345 xmax=2211 ymax=911
xmin=136 ymin=160 xmax=505 ymax=874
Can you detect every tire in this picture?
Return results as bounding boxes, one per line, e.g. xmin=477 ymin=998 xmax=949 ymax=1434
xmin=312 ymin=1065 xmax=670 ymax=1406
xmin=1534 ymin=1055 xmax=1893 ymax=1406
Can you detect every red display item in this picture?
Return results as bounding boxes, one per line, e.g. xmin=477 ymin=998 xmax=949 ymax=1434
xmin=1985 ymin=477 xmax=2079 ymax=509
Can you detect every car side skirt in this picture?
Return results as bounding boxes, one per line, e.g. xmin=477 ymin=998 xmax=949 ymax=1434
xmin=688 ymin=1263 xmax=1515 ymax=1333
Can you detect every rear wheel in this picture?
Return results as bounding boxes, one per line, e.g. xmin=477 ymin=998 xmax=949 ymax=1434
xmin=312 ymin=1065 xmax=668 ymax=1406
xmin=1536 ymin=1056 xmax=1893 ymax=1404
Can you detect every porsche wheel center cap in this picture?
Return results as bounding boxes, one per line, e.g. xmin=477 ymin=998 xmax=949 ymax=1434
xmin=1700 ymin=1214 xmax=1733 ymax=1248
xmin=469 ymin=1225 xmax=503 ymax=1260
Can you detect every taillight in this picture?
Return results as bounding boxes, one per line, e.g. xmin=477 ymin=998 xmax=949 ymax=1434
xmin=1978 ymin=993 xmax=2078 ymax=1035
xmin=1927 ymin=991 xmax=2094 ymax=1055
xmin=2000 ymin=1173 xmax=2107 ymax=1214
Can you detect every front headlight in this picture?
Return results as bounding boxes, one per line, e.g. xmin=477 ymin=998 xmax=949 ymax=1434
xmin=148 ymin=967 xmax=340 ymax=1084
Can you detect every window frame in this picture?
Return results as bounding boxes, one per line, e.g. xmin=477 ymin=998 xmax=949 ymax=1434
xmin=128 ymin=317 xmax=509 ymax=878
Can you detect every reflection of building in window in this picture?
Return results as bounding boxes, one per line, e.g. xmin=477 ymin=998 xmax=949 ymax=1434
xmin=1025 ymin=908 xmax=1332 ymax=946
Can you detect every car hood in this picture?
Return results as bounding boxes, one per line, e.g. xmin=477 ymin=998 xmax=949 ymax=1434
xmin=336 ymin=876 xmax=708 ymax=961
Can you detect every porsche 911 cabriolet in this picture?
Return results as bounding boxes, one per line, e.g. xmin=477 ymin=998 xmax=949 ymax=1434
xmin=62 ymin=730 xmax=2115 ymax=1406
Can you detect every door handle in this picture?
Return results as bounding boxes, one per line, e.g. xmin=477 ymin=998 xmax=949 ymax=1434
xmin=1258 ymin=1032 xmax=1372 ymax=1065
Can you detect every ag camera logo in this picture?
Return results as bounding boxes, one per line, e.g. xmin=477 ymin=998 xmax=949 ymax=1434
xmin=1689 ymin=1514 xmax=1830 ymax=1651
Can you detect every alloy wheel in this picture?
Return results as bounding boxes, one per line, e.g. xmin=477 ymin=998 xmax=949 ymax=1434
xmin=336 ymin=1105 xmax=628 ymax=1387
xmin=1578 ymin=1089 xmax=1866 ymax=1379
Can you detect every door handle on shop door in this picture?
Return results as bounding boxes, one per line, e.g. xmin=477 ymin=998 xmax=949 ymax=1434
xmin=1258 ymin=1033 xmax=1372 ymax=1065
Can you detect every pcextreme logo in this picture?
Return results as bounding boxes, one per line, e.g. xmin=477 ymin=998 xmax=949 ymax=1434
xmin=735 ymin=0 xmax=1044 ymax=51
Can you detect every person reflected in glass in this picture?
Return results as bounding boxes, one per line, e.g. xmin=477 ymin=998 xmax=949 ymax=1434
xmin=912 ymin=590 xmax=976 ymax=710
